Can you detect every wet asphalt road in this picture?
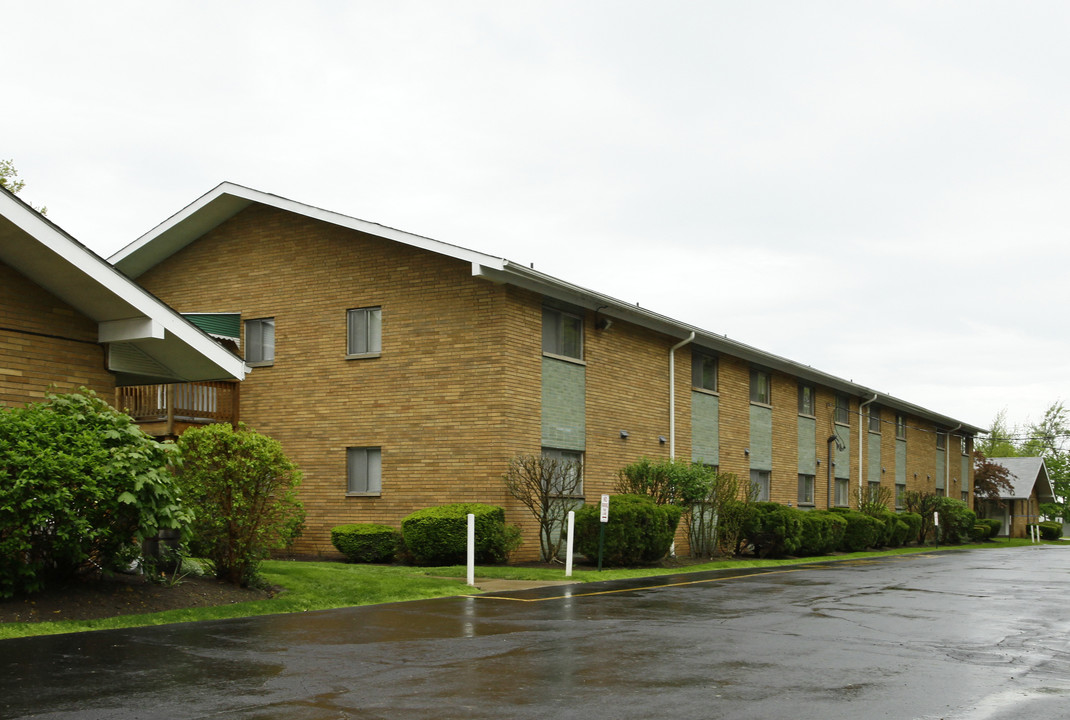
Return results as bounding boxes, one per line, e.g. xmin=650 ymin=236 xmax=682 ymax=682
xmin=3 ymin=545 xmax=1069 ymax=720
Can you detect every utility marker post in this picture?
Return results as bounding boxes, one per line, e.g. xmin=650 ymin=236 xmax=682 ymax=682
xmin=598 ymin=494 xmax=609 ymax=572
xmin=565 ymin=510 xmax=575 ymax=578
xmin=466 ymin=513 xmax=475 ymax=587
xmin=933 ymin=511 xmax=940 ymax=550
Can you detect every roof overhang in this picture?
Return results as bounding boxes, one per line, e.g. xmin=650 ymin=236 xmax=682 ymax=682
xmin=0 ymin=187 xmax=247 ymax=386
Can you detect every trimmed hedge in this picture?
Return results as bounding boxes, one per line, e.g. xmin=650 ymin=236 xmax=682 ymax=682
xmin=1038 ymin=521 xmax=1063 ymax=540
xmin=575 ymin=494 xmax=681 ymax=566
xmin=798 ymin=510 xmax=847 ymax=556
xmin=970 ymin=523 xmax=990 ymax=542
xmin=400 ymin=504 xmax=520 ymax=565
xmin=830 ymin=509 xmax=884 ymax=552
xmin=899 ymin=512 xmax=923 ymax=544
xmin=743 ymin=502 xmax=803 ymax=558
xmin=331 ymin=524 xmax=399 ymax=563
xmin=978 ymin=518 xmax=1002 ymax=538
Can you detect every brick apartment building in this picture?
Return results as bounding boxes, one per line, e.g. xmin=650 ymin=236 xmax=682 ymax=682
xmin=0 ymin=186 xmax=245 ymax=411
xmin=111 ymin=183 xmax=984 ymax=558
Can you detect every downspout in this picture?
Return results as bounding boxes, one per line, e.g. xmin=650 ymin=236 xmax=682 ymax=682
xmin=858 ymin=394 xmax=878 ymax=501
xmin=668 ymin=332 xmax=696 ymax=460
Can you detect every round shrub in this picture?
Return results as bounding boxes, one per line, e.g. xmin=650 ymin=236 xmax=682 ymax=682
xmin=331 ymin=524 xmax=399 ymax=563
xmin=742 ymin=502 xmax=804 ymax=558
xmin=1038 ymin=521 xmax=1063 ymax=540
xmin=970 ymin=523 xmax=991 ymax=542
xmin=798 ymin=510 xmax=847 ymax=556
xmin=575 ymin=494 xmax=682 ymax=566
xmin=898 ymin=512 xmax=923 ymax=544
xmin=933 ymin=498 xmax=976 ymax=544
xmin=401 ymin=503 xmax=520 ymax=565
xmin=832 ymin=509 xmax=883 ymax=552
xmin=979 ymin=518 xmax=1002 ymax=538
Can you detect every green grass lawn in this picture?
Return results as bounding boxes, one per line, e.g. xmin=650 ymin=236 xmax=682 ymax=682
xmin=0 ymin=537 xmax=1054 ymax=640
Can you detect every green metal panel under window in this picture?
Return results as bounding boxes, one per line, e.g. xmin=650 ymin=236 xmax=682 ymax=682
xmin=691 ymin=391 xmax=719 ymax=465
xmin=834 ymin=425 xmax=851 ymax=480
xmin=868 ymin=432 xmax=881 ymax=484
xmin=797 ymin=415 xmax=816 ymax=475
xmin=183 ymin=313 xmax=240 ymax=341
xmin=961 ymin=455 xmax=969 ymax=492
xmin=934 ymin=449 xmax=946 ymax=489
xmin=749 ymin=404 xmax=772 ymax=471
xmin=541 ymin=356 xmax=585 ymax=451
xmin=895 ymin=439 xmax=906 ymax=485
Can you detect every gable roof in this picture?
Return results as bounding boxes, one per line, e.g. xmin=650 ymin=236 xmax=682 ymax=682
xmin=0 ymin=186 xmax=246 ymax=385
xmin=111 ymin=182 xmax=984 ymax=435
xmin=988 ymin=457 xmax=1055 ymax=502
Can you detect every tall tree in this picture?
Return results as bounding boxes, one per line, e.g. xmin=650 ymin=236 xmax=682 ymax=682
xmin=0 ymin=159 xmax=46 ymax=214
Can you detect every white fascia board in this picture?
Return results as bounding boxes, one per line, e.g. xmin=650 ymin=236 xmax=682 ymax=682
xmin=474 ymin=260 xmax=986 ymax=436
xmin=98 ymin=317 xmax=165 ymax=343
xmin=1 ymin=190 xmax=246 ymax=382
xmin=113 ymin=182 xmax=506 ymax=277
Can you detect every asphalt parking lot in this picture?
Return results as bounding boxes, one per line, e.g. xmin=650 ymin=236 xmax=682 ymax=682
xmin=3 ymin=545 xmax=1069 ymax=719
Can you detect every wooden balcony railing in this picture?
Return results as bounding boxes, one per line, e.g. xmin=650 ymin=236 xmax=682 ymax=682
xmin=117 ymin=381 xmax=239 ymax=436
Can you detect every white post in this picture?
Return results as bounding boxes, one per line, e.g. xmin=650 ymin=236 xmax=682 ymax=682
xmin=565 ymin=511 xmax=575 ymax=577
xmin=466 ymin=513 xmax=475 ymax=587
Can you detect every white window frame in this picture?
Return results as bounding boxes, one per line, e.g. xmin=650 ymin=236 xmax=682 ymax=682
xmin=896 ymin=414 xmax=907 ymax=441
xmin=798 ymin=384 xmax=815 ymax=416
xmin=692 ymin=350 xmax=718 ymax=392
xmin=541 ymin=447 xmax=584 ymax=497
xmin=797 ymin=473 xmax=815 ymax=506
xmin=542 ymin=306 xmax=584 ymax=361
xmin=346 ymin=446 xmax=382 ymax=496
xmin=750 ymin=369 xmax=771 ymax=405
xmin=347 ymin=306 xmax=382 ymax=358
xmin=835 ymin=477 xmax=850 ymax=507
xmin=751 ymin=469 xmax=771 ymax=502
xmin=244 ymin=317 xmax=275 ymax=365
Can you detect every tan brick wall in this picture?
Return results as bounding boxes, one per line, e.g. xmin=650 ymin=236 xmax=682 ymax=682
xmin=0 ymin=260 xmax=114 ymax=407
xmin=138 ymin=205 xmax=543 ymax=556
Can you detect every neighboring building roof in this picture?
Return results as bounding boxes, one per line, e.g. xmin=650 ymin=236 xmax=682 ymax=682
xmin=0 ymin=186 xmax=247 ymax=385
xmin=988 ymin=457 xmax=1055 ymax=502
xmin=111 ymin=182 xmax=984 ymax=435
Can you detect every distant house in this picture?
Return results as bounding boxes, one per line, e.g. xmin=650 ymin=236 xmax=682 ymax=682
xmin=976 ymin=457 xmax=1055 ymax=538
xmin=110 ymin=182 xmax=985 ymax=558
xmin=0 ymin=185 xmax=246 ymax=415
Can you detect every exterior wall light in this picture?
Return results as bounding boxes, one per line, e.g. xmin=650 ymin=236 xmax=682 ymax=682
xmin=620 ymin=430 xmax=629 ymax=439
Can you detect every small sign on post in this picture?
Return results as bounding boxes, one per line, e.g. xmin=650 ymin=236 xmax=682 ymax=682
xmin=598 ymin=494 xmax=610 ymax=571
xmin=933 ymin=511 xmax=940 ymax=549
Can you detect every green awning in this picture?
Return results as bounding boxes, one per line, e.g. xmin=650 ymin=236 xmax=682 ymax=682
xmin=183 ymin=313 xmax=240 ymax=343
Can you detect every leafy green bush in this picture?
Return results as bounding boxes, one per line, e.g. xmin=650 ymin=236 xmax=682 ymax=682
xmin=331 ymin=524 xmax=399 ymax=563
xmin=831 ymin=509 xmax=883 ymax=552
xmin=970 ymin=523 xmax=991 ymax=542
xmin=898 ymin=512 xmax=923 ymax=544
xmin=174 ymin=423 xmax=304 ymax=586
xmin=978 ymin=518 xmax=1002 ymax=538
xmin=741 ymin=502 xmax=803 ymax=558
xmin=1038 ymin=521 xmax=1063 ymax=540
xmin=0 ymin=390 xmax=187 ymax=598
xmin=575 ymin=494 xmax=681 ymax=566
xmin=798 ymin=511 xmax=847 ymax=556
xmin=870 ymin=510 xmax=909 ymax=548
xmin=401 ymin=503 xmax=520 ymax=565
xmin=933 ymin=498 xmax=976 ymax=544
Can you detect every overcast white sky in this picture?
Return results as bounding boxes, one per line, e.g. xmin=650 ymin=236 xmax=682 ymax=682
xmin=6 ymin=1 xmax=1069 ymax=434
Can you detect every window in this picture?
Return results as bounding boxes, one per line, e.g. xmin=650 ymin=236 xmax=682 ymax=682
xmin=835 ymin=394 xmax=850 ymax=425
xmin=798 ymin=384 xmax=815 ymax=416
xmin=895 ymin=481 xmax=906 ymax=509
xmin=896 ymin=414 xmax=907 ymax=440
xmin=347 ymin=307 xmax=382 ymax=356
xmin=751 ymin=469 xmax=770 ymax=501
xmin=936 ymin=432 xmax=946 ymax=450
xmin=798 ymin=474 xmax=815 ymax=505
xmin=346 ymin=447 xmax=382 ymax=495
xmin=868 ymin=406 xmax=881 ymax=433
xmin=541 ymin=448 xmax=584 ymax=496
xmin=868 ymin=481 xmax=882 ymax=503
xmin=835 ymin=478 xmax=849 ymax=507
xmin=244 ymin=317 xmax=275 ymax=364
xmin=961 ymin=436 xmax=968 ymax=455
xmin=542 ymin=306 xmax=583 ymax=360
xmin=750 ymin=369 xmax=771 ymax=405
xmin=692 ymin=350 xmax=718 ymax=392
xmin=961 ymin=490 xmax=969 ymax=503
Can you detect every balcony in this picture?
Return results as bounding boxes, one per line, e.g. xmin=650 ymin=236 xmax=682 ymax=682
xmin=117 ymin=381 xmax=239 ymax=438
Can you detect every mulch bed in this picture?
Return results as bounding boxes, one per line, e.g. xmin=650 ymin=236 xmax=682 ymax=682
xmin=0 ymin=572 xmax=274 ymax=624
